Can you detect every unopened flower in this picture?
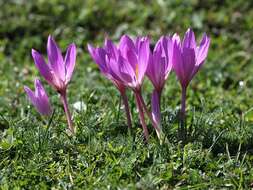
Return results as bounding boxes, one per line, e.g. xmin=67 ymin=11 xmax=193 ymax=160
xmin=24 ymin=78 xmax=52 ymax=116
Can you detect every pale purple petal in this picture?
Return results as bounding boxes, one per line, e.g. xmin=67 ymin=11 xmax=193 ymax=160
xmin=137 ymin=38 xmax=150 ymax=83
xmin=104 ymin=39 xmax=118 ymax=60
xmin=24 ymin=86 xmax=36 ymax=106
xmin=119 ymin=35 xmax=136 ymax=58
xmin=87 ymin=44 xmax=108 ymax=74
xmin=126 ymin=49 xmax=138 ymax=70
xmin=146 ymin=52 xmax=155 ymax=83
xmin=182 ymin=28 xmax=196 ymax=50
xmin=182 ymin=47 xmax=196 ymax=83
xmin=32 ymin=49 xmax=54 ymax=85
xmin=118 ymin=55 xmax=136 ymax=84
xmin=152 ymin=45 xmax=163 ymax=87
xmin=64 ymin=43 xmax=77 ymax=83
xmin=24 ymin=79 xmax=52 ymax=116
xmin=47 ymin=35 xmax=65 ymax=80
xmin=107 ymin=58 xmax=124 ymax=82
xmin=172 ymin=33 xmax=181 ymax=45
xmin=172 ymin=42 xmax=186 ymax=87
xmin=196 ymin=33 xmax=210 ymax=65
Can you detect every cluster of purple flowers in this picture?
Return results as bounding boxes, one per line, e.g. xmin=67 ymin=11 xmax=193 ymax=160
xmin=24 ymin=28 xmax=210 ymax=141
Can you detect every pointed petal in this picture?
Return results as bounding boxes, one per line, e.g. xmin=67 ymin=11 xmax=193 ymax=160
xmin=182 ymin=28 xmax=196 ymax=50
xmin=172 ymin=42 xmax=186 ymax=87
xmin=47 ymin=35 xmax=65 ymax=80
xmin=126 ymin=48 xmax=138 ymax=70
xmin=152 ymin=45 xmax=163 ymax=87
xmin=137 ymin=38 xmax=150 ymax=84
xmin=65 ymin=43 xmax=76 ymax=83
xmin=24 ymin=86 xmax=36 ymax=105
xmin=107 ymin=58 xmax=124 ymax=82
xmin=104 ymin=38 xmax=118 ymax=60
xmin=154 ymin=36 xmax=164 ymax=52
xmin=118 ymin=55 xmax=136 ymax=84
xmin=172 ymin=33 xmax=181 ymax=45
xmin=119 ymin=35 xmax=136 ymax=57
xmin=32 ymin=49 xmax=54 ymax=85
xmin=34 ymin=78 xmax=46 ymax=97
xmin=182 ymin=47 xmax=196 ymax=83
xmin=87 ymin=44 xmax=108 ymax=74
xmin=162 ymin=36 xmax=173 ymax=77
xmin=146 ymin=52 xmax=155 ymax=83
xmin=196 ymin=33 xmax=210 ymax=65
xmin=34 ymin=79 xmax=52 ymax=115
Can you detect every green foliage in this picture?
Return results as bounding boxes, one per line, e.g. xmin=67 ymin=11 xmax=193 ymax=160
xmin=1 ymin=0 xmax=253 ymax=189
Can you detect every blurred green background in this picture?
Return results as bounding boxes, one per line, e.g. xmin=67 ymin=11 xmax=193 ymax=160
xmin=1 ymin=0 xmax=253 ymax=189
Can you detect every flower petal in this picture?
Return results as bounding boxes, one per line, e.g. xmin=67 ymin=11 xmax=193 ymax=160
xmin=47 ymin=35 xmax=65 ymax=80
xmin=118 ymin=55 xmax=136 ymax=85
xmin=196 ymin=33 xmax=210 ymax=65
xmin=24 ymin=80 xmax=52 ymax=116
xmin=182 ymin=47 xmax=196 ymax=83
xmin=34 ymin=79 xmax=52 ymax=115
xmin=182 ymin=28 xmax=196 ymax=50
xmin=104 ymin=39 xmax=118 ymax=60
xmin=32 ymin=49 xmax=54 ymax=85
xmin=172 ymin=41 xmax=186 ymax=87
xmin=87 ymin=44 xmax=108 ymax=74
xmin=119 ymin=35 xmax=136 ymax=58
xmin=65 ymin=43 xmax=77 ymax=83
xmin=126 ymin=48 xmax=138 ymax=70
xmin=137 ymin=38 xmax=150 ymax=83
xmin=24 ymin=86 xmax=36 ymax=106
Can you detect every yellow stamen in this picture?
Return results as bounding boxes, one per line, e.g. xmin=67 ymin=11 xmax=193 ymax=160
xmin=135 ymin=64 xmax=139 ymax=79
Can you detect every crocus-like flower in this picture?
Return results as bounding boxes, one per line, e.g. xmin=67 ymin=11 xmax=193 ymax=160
xmin=32 ymin=35 xmax=77 ymax=133
xmin=87 ymin=39 xmax=132 ymax=129
xmin=24 ymin=78 xmax=52 ymax=116
xmin=109 ymin=35 xmax=161 ymax=141
xmin=172 ymin=28 xmax=210 ymax=141
xmin=146 ymin=36 xmax=173 ymax=126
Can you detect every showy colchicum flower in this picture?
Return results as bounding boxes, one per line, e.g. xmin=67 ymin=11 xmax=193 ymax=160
xmin=87 ymin=39 xmax=132 ymax=129
xmin=146 ymin=36 xmax=173 ymax=126
xmin=24 ymin=78 xmax=52 ymax=116
xmin=109 ymin=35 xmax=161 ymax=141
xmin=32 ymin=35 xmax=77 ymax=133
xmin=172 ymin=28 xmax=210 ymax=141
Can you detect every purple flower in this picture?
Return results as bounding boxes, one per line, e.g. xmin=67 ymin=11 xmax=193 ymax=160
xmin=146 ymin=36 xmax=173 ymax=126
xmin=87 ymin=39 xmax=126 ymax=94
xmin=172 ymin=28 xmax=210 ymax=89
xmin=32 ymin=35 xmax=76 ymax=94
xmin=172 ymin=28 xmax=210 ymax=141
xmin=24 ymin=79 xmax=52 ymax=116
xmin=32 ymin=35 xmax=77 ymax=133
xmin=112 ymin=35 xmax=150 ymax=91
xmin=110 ymin=35 xmax=162 ymax=141
xmin=87 ymin=38 xmax=132 ymax=129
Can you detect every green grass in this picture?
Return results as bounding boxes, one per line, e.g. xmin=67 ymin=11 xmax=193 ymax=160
xmin=1 ymin=0 xmax=253 ymax=189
